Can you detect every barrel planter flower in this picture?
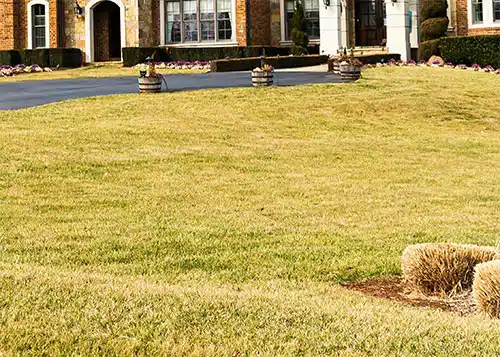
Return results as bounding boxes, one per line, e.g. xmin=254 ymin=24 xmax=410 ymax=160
xmin=340 ymin=59 xmax=362 ymax=81
xmin=251 ymin=64 xmax=274 ymax=87
xmin=138 ymin=76 xmax=162 ymax=93
xmin=138 ymin=57 xmax=163 ymax=93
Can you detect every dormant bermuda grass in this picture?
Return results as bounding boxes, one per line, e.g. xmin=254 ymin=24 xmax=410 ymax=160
xmin=474 ymin=260 xmax=500 ymax=318
xmin=402 ymin=243 xmax=500 ymax=296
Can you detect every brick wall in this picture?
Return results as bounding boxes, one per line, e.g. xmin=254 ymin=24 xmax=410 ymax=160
xmin=469 ymin=27 xmax=500 ymax=35
xmin=235 ymin=0 xmax=248 ymax=45
xmin=0 ymin=0 xmax=17 ymax=50
xmin=249 ymin=0 xmax=271 ymax=45
xmin=454 ymin=0 xmax=468 ymax=35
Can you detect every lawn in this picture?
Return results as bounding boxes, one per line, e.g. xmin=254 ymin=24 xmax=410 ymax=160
xmin=0 ymin=67 xmax=499 ymax=355
xmin=0 ymin=63 xmax=207 ymax=82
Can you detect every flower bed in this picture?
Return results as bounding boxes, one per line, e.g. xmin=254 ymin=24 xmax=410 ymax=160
xmin=362 ymin=58 xmax=500 ymax=74
xmin=132 ymin=61 xmax=211 ymax=71
xmin=0 ymin=64 xmax=52 ymax=77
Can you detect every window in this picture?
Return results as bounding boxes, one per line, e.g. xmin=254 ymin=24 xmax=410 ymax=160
xmin=472 ymin=0 xmax=483 ymax=22
xmin=28 ymin=0 xmax=49 ymax=49
xmin=162 ymin=0 xmax=233 ymax=44
xmin=284 ymin=0 xmax=320 ymax=40
xmin=494 ymin=0 xmax=500 ymax=20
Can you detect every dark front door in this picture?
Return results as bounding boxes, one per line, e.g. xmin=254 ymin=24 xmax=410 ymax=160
xmin=355 ymin=0 xmax=386 ymax=46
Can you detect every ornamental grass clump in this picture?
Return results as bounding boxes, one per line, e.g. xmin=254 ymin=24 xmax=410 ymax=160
xmin=473 ymin=260 xmax=500 ymax=318
xmin=402 ymin=243 xmax=500 ymax=296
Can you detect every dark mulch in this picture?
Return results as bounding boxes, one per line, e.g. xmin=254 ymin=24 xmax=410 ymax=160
xmin=341 ymin=277 xmax=476 ymax=316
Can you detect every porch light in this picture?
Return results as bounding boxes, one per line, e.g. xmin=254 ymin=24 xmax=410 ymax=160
xmin=323 ymin=0 xmax=330 ymax=6
xmin=75 ymin=1 xmax=83 ymax=17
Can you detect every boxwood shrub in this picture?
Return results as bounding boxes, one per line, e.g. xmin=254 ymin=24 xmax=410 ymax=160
xmin=418 ymin=39 xmax=441 ymax=61
xmin=2 ymin=48 xmax=83 ymax=67
xmin=48 ymin=48 xmax=82 ymax=67
xmin=122 ymin=46 xmax=320 ymax=67
xmin=210 ymin=55 xmax=328 ymax=72
xmin=0 ymin=50 xmax=22 ymax=66
xmin=439 ymin=35 xmax=500 ymax=67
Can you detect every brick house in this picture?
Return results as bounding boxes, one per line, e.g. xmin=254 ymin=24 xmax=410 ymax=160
xmin=0 ymin=0 xmax=499 ymax=62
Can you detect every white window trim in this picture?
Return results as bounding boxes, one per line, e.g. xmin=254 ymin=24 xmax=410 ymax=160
xmin=160 ymin=0 xmax=237 ymax=46
xmin=84 ymin=0 xmax=126 ymax=63
xmin=468 ymin=0 xmax=500 ymax=28
xmin=279 ymin=0 xmax=321 ymax=42
xmin=27 ymin=0 xmax=50 ymax=49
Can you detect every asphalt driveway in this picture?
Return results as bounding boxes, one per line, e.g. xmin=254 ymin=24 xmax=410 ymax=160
xmin=0 ymin=70 xmax=341 ymax=110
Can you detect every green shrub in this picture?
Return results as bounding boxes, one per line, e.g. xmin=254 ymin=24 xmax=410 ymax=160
xmin=418 ymin=39 xmax=441 ymax=61
xmin=439 ymin=35 xmax=500 ymax=67
xmin=210 ymin=55 xmax=328 ymax=72
xmin=20 ymin=49 xmax=50 ymax=67
xmin=122 ymin=46 xmax=317 ymax=67
xmin=48 ymin=48 xmax=82 ymax=67
xmin=420 ymin=17 xmax=449 ymax=42
xmin=0 ymin=50 xmax=21 ymax=66
xmin=291 ymin=0 xmax=309 ymax=55
xmin=420 ymin=0 xmax=447 ymax=22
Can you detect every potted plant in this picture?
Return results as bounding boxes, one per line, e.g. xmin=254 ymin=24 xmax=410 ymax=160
xmin=138 ymin=56 xmax=163 ymax=93
xmin=340 ymin=56 xmax=362 ymax=81
xmin=252 ymin=57 xmax=274 ymax=87
xmin=330 ymin=48 xmax=348 ymax=75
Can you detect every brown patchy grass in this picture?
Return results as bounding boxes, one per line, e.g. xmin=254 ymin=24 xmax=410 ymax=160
xmin=0 ymin=67 xmax=499 ymax=355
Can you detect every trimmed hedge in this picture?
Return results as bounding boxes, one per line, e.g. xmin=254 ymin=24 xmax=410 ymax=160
xmin=0 ymin=48 xmax=82 ymax=67
xmin=0 ymin=50 xmax=22 ymax=66
xmin=122 ymin=46 xmax=320 ymax=67
xmin=420 ymin=0 xmax=447 ymax=22
xmin=418 ymin=35 xmax=500 ymax=67
xmin=420 ymin=17 xmax=449 ymax=42
xmin=418 ymin=39 xmax=441 ymax=61
xmin=21 ymin=49 xmax=51 ymax=67
xmin=439 ymin=35 xmax=500 ymax=67
xmin=210 ymin=55 xmax=328 ymax=72
xmin=48 ymin=48 xmax=82 ymax=67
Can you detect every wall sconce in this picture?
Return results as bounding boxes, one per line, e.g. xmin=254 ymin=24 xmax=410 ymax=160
xmin=323 ymin=0 xmax=330 ymax=6
xmin=75 ymin=1 xmax=83 ymax=17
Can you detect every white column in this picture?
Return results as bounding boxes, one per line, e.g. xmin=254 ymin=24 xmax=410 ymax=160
xmin=385 ymin=0 xmax=410 ymax=61
xmin=320 ymin=0 xmax=342 ymax=56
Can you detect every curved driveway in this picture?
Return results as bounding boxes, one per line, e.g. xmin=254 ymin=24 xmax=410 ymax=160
xmin=0 ymin=70 xmax=341 ymax=110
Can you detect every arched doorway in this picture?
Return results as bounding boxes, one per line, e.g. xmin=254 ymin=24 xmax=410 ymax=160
xmin=93 ymin=1 xmax=121 ymax=61
xmin=85 ymin=0 xmax=126 ymax=63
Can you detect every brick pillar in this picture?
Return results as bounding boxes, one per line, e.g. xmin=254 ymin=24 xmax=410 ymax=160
xmin=0 ymin=0 xmax=17 ymax=50
xmin=236 ymin=0 xmax=248 ymax=46
xmin=249 ymin=0 xmax=271 ymax=45
xmin=455 ymin=0 xmax=468 ymax=35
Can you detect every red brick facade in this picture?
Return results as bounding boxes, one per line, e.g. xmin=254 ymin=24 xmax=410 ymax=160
xmin=2 ymin=0 xmax=500 ymax=55
xmin=0 ymin=0 xmax=59 ymax=50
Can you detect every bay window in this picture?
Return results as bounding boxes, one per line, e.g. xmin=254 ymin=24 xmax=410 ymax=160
xmin=162 ymin=0 xmax=233 ymax=44
xmin=284 ymin=0 xmax=320 ymax=41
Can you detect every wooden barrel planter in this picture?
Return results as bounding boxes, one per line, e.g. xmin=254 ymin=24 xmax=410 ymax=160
xmin=252 ymin=71 xmax=274 ymax=87
xmin=340 ymin=64 xmax=361 ymax=81
xmin=332 ymin=60 xmax=341 ymax=75
xmin=138 ymin=76 xmax=162 ymax=93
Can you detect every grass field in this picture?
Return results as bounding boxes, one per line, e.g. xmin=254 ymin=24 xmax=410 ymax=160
xmin=0 ymin=64 xmax=207 ymax=82
xmin=0 ymin=67 xmax=499 ymax=355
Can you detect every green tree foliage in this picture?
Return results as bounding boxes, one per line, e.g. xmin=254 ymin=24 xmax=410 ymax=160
xmin=420 ymin=0 xmax=448 ymax=42
xmin=291 ymin=0 xmax=309 ymax=55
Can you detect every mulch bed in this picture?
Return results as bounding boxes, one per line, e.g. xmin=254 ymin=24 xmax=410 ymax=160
xmin=341 ymin=277 xmax=476 ymax=316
